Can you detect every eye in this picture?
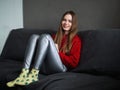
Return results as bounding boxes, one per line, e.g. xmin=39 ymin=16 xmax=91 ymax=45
xmin=62 ymin=19 xmax=66 ymax=21
xmin=68 ymin=20 xmax=72 ymax=23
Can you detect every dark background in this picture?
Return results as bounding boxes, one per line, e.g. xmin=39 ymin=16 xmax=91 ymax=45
xmin=23 ymin=0 xmax=120 ymax=31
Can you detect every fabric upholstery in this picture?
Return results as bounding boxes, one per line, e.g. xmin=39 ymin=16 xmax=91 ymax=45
xmin=1 ymin=28 xmax=120 ymax=90
xmin=73 ymin=29 xmax=120 ymax=76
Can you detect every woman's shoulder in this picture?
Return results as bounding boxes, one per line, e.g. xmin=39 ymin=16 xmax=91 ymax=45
xmin=72 ymin=34 xmax=81 ymax=46
xmin=73 ymin=34 xmax=81 ymax=41
xmin=72 ymin=34 xmax=81 ymax=45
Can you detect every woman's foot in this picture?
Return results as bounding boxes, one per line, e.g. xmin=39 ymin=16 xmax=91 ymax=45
xmin=16 ymin=68 xmax=39 ymax=85
xmin=7 ymin=68 xmax=29 ymax=87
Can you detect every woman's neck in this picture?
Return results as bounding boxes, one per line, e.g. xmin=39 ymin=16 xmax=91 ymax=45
xmin=64 ymin=31 xmax=69 ymax=35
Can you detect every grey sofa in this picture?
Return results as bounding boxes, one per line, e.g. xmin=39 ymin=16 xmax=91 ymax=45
xmin=0 ymin=28 xmax=120 ymax=90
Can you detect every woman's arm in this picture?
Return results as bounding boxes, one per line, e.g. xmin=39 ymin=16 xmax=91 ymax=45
xmin=59 ymin=36 xmax=82 ymax=69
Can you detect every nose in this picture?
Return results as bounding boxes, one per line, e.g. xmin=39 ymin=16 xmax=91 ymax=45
xmin=65 ymin=20 xmax=69 ymax=24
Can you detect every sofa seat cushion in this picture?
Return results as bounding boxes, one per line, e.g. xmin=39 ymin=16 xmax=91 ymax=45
xmin=0 ymin=58 xmax=22 ymax=82
xmin=20 ymin=72 xmax=120 ymax=90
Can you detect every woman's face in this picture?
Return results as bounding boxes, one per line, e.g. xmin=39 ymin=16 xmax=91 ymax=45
xmin=62 ymin=14 xmax=72 ymax=33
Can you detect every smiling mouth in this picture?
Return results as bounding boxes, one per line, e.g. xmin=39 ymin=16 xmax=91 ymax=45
xmin=63 ymin=25 xmax=70 ymax=28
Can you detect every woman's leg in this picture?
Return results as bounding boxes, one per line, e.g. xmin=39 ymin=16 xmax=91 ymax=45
xmin=16 ymin=34 xmax=67 ymax=86
xmin=15 ymin=34 xmax=50 ymax=85
xmin=33 ymin=34 xmax=67 ymax=74
xmin=23 ymin=34 xmax=40 ymax=69
xmin=7 ymin=34 xmax=40 ymax=87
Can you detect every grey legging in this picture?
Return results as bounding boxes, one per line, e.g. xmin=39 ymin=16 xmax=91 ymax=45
xmin=23 ymin=34 xmax=67 ymax=74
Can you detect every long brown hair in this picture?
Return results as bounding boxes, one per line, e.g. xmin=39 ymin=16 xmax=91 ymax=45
xmin=54 ymin=11 xmax=78 ymax=53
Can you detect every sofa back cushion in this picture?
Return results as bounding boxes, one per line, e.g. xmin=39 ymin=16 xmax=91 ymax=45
xmin=73 ymin=29 xmax=120 ymax=76
xmin=1 ymin=28 xmax=56 ymax=61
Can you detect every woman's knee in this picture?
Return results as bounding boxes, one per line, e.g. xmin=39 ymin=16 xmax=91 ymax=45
xmin=40 ymin=34 xmax=51 ymax=40
xmin=31 ymin=34 xmax=40 ymax=39
xmin=37 ymin=34 xmax=49 ymax=44
xmin=29 ymin=34 xmax=40 ymax=41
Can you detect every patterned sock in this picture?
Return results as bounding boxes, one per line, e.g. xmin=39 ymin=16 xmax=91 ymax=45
xmin=6 ymin=68 xmax=29 ymax=87
xmin=16 ymin=68 xmax=39 ymax=85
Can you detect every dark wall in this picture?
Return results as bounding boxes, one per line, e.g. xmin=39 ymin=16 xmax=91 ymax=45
xmin=23 ymin=0 xmax=120 ymax=31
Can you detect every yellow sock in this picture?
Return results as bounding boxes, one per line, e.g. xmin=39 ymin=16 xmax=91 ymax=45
xmin=7 ymin=68 xmax=29 ymax=87
xmin=16 ymin=68 xmax=39 ymax=85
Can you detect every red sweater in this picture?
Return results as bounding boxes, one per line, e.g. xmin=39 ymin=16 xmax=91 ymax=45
xmin=52 ymin=34 xmax=82 ymax=69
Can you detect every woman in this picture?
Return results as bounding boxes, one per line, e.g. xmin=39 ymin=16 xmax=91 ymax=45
xmin=7 ymin=10 xmax=82 ymax=87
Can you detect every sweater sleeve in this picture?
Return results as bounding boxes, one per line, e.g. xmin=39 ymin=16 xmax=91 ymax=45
xmin=59 ymin=36 xmax=82 ymax=69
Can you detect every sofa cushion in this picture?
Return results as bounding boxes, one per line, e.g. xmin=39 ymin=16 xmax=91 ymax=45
xmin=0 ymin=58 xmax=22 ymax=82
xmin=73 ymin=29 xmax=120 ymax=76
xmin=1 ymin=28 xmax=56 ymax=61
